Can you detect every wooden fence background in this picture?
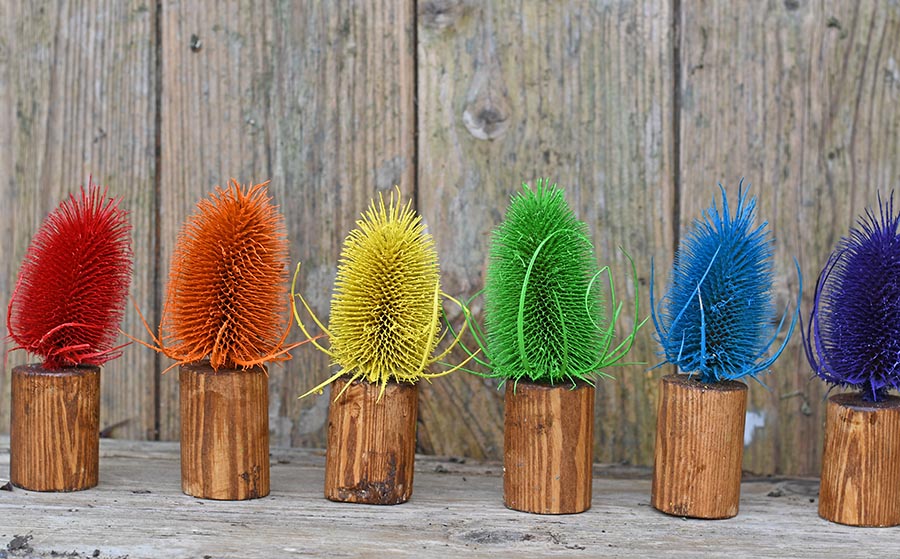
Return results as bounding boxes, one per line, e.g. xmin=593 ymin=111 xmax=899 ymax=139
xmin=0 ymin=0 xmax=898 ymax=476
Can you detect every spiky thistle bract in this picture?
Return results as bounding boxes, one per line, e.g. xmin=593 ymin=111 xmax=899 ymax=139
xmin=7 ymin=180 xmax=132 ymax=369
xmin=293 ymin=188 xmax=472 ymax=399
xmin=804 ymin=194 xmax=900 ymax=401
xmin=459 ymin=180 xmax=643 ymax=386
xmin=139 ymin=180 xmax=294 ymax=371
xmin=650 ymin=182 xmax=800 ymax=383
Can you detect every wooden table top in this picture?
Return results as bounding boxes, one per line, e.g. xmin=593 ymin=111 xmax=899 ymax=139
xmin=0 ymin=437 xmax=896 ymax=558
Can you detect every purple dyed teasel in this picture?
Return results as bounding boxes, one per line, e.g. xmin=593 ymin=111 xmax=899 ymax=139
xmin=804 ymin=194 xmax=900 ymax=401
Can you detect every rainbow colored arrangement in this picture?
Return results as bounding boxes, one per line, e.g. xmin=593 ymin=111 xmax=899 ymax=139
xmin=6 ymin=177 xmax=900 ymax=526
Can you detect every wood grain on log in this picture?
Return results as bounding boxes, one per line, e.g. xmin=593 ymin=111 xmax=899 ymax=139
xmin=651 ymin=374 xmax=747 ymax=519
xmin=10 ymin=364 xmax=100 ymax=491
xmin=818 ymin=393 xmax=900 ymax=527
xmin=179 ymin=362 xmax=269 ymax=500
xmin=503 ymin=380 xmax=594 ymax=514
xmin=324 ymin=377 xmax=417 ymax=504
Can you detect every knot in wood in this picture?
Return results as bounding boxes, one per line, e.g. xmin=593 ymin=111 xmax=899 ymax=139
xmin=463 ymin=102 xmax=509 ymax=141
xmin=419 ymin=0 xmax=471 ymax=30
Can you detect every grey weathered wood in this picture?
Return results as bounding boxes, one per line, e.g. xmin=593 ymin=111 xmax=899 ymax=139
xmin=0 ymin=0 xmax=898 ymax=480
xmin=679 ymin=0 xmax=900 ymax=475
xmin=157 ymin=0 xmax=415 ymax=444
xmin=0 ymin=0 xmax=158 ymax=441
xmin=1 ymin=437 xmax=897 ymax=559
xmin=416 ymin=0 xmax=675 ymax=465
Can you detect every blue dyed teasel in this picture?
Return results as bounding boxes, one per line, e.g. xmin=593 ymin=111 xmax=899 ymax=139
xmin=804 ymin=194 xmax=900 ymax=401
xmin=650 ymin=182 xmax=801 ymax=383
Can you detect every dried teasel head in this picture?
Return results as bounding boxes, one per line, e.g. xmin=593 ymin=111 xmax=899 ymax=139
xmin=804 ymin=193 xmax=900 ymax=401
xmin=293 ymin=187 xmax=473 ymax=399
xmin=650 ymin=181 xmax=801 ymax=383
xmin=7 ymin=180 xmax=133 ymax=369
xmin=460 ymin=179 xmax=643 ymax=386
xmin=141 ymin=180 xmax=292 ymax=370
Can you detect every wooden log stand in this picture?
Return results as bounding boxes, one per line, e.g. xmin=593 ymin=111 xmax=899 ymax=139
xmin=503 ymin=380 xmax=594 ymax=514
xmin=651 ymin=373 xmax=747 ymax=519
xmin=818 ymin=393 xmax=900 ymax=527
xmin=10 ymin=364 xmax=100 ymax=492
xmin=324 ymin=377 xmax=418 ymax=504
xmin=180 ymin=362 xmax=269 ymax=500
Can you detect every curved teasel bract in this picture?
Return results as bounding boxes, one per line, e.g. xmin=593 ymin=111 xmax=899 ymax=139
xmin=293 ymin=188 xmax=472 ymax=399
xmin=7 ymin=179 xmax=133 ymax=369
xmin=145 ymin=180 xmax=292 ymax=370
xmin=804 ymin=193 xmax=900 ymax=401
xmin=650 ymin=181 xmax=800 ymax=383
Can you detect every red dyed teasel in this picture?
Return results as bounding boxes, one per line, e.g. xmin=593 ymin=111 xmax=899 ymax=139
xmin=7 ymin=180 xmax=133 ymax=368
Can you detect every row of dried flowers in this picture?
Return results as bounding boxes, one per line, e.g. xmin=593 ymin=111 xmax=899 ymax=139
xmin=6 ymin=178 xmax=899 ymax=526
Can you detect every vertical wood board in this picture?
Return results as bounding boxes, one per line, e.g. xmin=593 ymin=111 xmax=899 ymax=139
xmin=416 ymin=0 xmax=675 ymax=465
xmin=158 ymin=0 xmax=415 ymax=446
xmin=0 ymin=0 xmax=158 ymax=441
xmin=679 ymin=0 xmax=900 ymax=475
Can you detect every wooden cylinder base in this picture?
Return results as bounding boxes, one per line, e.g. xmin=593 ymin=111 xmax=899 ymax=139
xmin=324 ymin=377 xmax=418 ymax=505
xmin=503 ymin=380 xmax=594 ymax=514
xmin=818 ymin=393 xmax=900 ymax=527
xmin=10 ymin=364 xmax=100 ymax=492
xmin=180 ymin=362 xmax=270 ymax=500
xmin=651 ymin=374 xmax=747 ymax=519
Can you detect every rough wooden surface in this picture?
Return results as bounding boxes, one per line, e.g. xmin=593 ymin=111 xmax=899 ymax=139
xmin=1 ymin=0 xmax=899 ymax=478
xmin=0 ymin=0 xmax=159 ymax=442
xmin=651 ymin=374 xmax=748 ymax=519
xmin=157 ymin=0 xmax=415 ymax=451
xmin=10 ymin=365 xmax=100 ymax=492
xmin=818 ymin=393 xmax=900 ymax=527
xmin=415 ymin=0 xmax=675 ymax=468
xmin=2 ymin=437 xmax=899 ymax=559
xmin=504 ymin=381 xmax=593 ymax=514
xmin=324 ymin=378 xmax=417 ymax=504
xmin=679 ymin=0 xmax=900 ymax=476
xmin=179 ymin=363 xmax=269 ymax=500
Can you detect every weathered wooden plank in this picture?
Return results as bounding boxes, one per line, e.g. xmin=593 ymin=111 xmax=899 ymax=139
xmin=416 ymin=0 xmax=675 ymax=465
xmin=679 ymin=0 xmax=900 ymax=475
xmin=2 ymin=0 xmax=896 ymax=483
xmin=1 ymin=437 xmax=897 ymax=558
xmin=157 ymin=0 xmax=415 ymax=444
xmin=0 ymin=1 xmax=158 ymax=441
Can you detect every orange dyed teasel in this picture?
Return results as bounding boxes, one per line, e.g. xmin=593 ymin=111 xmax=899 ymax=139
xmin=139 ymin=180 xmax=295 ymax=370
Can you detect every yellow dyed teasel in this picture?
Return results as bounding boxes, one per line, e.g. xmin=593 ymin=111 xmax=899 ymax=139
xmin=292 ymin=187 xmax=475 ymax=400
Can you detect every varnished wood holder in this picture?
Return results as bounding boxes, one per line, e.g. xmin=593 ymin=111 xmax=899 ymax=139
xmin=503 ymin=380 xmax=594 ymax=514
xmin=179 ymin=362 xmax=269 ymax=500
xmin=10 ymin=364 xmax=100 ymax=492
xmin=818 ymin=393 xmax=900 ymax=527
xmin=651 ymin=374 xmax=747 ymax=519
xmin=324 ymin=377 xmax=418 ymax=504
